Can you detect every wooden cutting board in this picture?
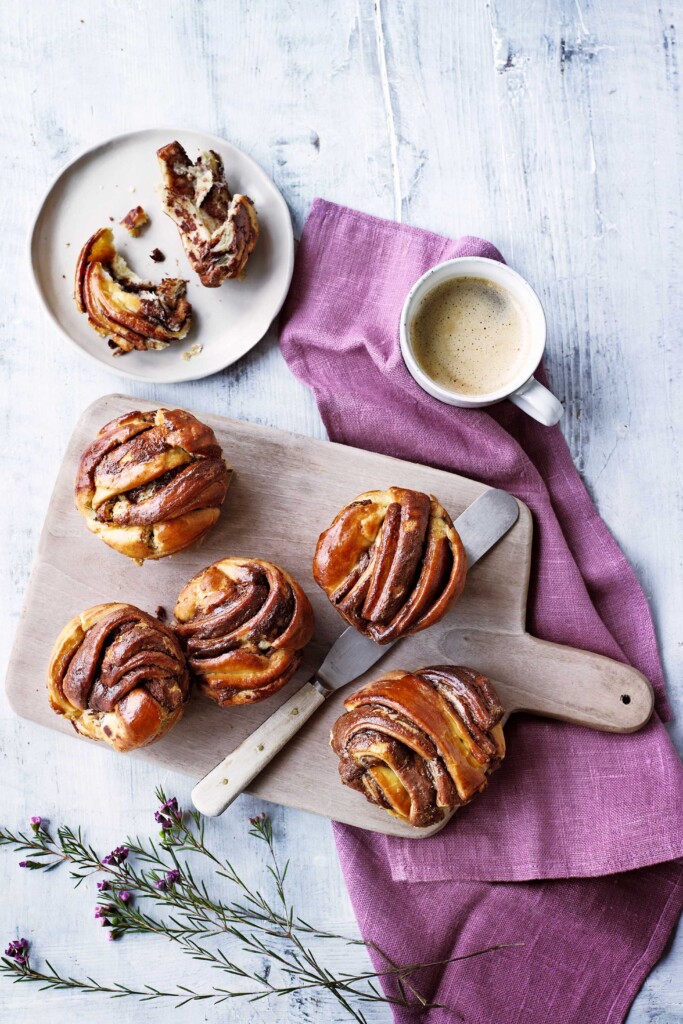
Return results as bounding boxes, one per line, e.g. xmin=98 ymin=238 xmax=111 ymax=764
xmin=6 ymin=394 xmax=654 ymax=838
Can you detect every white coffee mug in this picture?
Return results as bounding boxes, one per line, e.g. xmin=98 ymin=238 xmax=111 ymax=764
xmin=399 ymin=256 xmax=563 ymax=426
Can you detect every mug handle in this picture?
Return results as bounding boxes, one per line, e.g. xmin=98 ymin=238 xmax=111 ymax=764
xmin=508 ymin=376 xmax=563 ymax=426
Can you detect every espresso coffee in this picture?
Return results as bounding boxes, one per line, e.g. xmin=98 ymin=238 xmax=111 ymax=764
xmin=410 ymin=276 xmax=532 ymax=396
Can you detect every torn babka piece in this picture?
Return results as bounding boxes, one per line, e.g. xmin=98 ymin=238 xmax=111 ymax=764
xmin=119 ymin=205 xmax=149 ymax=236
xmin=157 ymin=141 xmax=259 ymax=287
xmin=74 ymin=228 xmax=192 ymax=354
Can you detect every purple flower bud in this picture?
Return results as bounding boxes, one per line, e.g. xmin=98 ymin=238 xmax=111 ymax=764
xmin=119 ymin=891 xmax=131 ymax=904
xmin=30 ymin=816 xmax=42 ymax=826
xmin=155 ymin=879 xmax=167 ymax=891
xmin=5 ymin=938 xmax=29 ymax=964
xmin=154 ymin=797 xmax=181 ymax=830
xmin=97 ymin=880 xmax=110 ymax=892
xmin=165 ymin=869 xmax=181 ymax=886
xmin=18 ymin=861 xmax=27 ymax=868
xmin=99 ymin=918 xmax=110 ymax=927
xmin=102 ymin=845 xmax=129 ymax=867
xmin=107 ymin=931 xmax=116 ymax=941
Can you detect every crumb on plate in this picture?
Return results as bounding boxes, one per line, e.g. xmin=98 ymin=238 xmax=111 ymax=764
xmin=182 ymin=343 xmax=203 ymax=362
xmin=120 ymin=206 xmax=149 ymax=236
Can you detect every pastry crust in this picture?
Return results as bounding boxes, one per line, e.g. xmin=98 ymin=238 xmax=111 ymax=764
xmin=173 ymin=558 xmax=315 ymax=706
xmin=47 ymin=603 xmax=190 ymax=752
xmin=157 ymin=141 xmax=259 ymax=287
xmin=331 ymin=666 xmax=506 ymax=827
xmin=313 ymin=487 xmax=466 ymax=644
xmin=119 ymin=206 xmax=150 ymax=237
xmin=74 ymin=407 xmax=231 ymax=560
xmin=74 ymin=227 xmax=192 ymax=353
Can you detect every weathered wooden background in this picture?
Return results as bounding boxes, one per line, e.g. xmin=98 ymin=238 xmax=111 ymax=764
xmin=1 ymin=1 xmax=681 ymax=1021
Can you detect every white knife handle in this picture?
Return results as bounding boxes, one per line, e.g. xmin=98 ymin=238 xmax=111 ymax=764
xmin=191 ymin=682 xmax=327 ymax=817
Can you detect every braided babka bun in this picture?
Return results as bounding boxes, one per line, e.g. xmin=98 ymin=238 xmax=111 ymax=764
xmin=330 ymin=666 xmax=505 ymax=827
xmin=47 ymin=603 xmax=190 ymax=752
xmin=75 ymin=408 xmax=231 ymax=561
xmin=174 ymin=557 xmax=315 ymax=706
xmin=313 ymin=487 xmax=466 ymax=644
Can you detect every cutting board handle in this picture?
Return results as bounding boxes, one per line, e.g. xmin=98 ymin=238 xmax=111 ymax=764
xmin=500 ymin=635 xmax=654 ymax=732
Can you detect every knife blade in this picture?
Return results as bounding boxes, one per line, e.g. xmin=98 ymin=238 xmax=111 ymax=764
xmin=191 ymin=487 xmax=519 ymax=816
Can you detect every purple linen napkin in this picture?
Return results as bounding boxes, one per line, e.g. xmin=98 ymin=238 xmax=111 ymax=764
xmin=279 ymin=199 xmax=683 ymax=1022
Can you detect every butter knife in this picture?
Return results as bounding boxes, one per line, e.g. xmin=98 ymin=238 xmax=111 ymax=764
xmin=191 ymin=488 xmax=519 ymax=817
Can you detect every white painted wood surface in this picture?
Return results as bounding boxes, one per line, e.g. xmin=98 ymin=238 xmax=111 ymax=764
xmin=1 ymin=1 xmax=681 ymax=1021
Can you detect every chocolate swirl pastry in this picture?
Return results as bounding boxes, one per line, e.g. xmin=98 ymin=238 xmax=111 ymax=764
xmin=157 ymin=141 xmax=259 ymax=287
xmin=75 ymin=408 xmax=231 ymax=561
xmin=47 ymin=603 xmax=190 ymax=753
xmin=173 ymin=558 xmax=315 ymax=706
xmin=75 ymin=227 xmax=192 ymax=354
xmin=313 ymin=487 xmax=466 ymax=644
xmin=331 ymin=666 xmax=506 ymax=827
xmin=119 ymin=206 xmax=149 ymax=237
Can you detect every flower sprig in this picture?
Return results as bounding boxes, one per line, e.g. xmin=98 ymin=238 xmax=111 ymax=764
xmin=1 ymin=789 xmax=518 ymax=1021
xmin=0 ymin=815 xmax=106 ymax=884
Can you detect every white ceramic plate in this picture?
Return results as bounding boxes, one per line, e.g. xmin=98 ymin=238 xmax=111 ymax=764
xmin=30 ymin=128 xmax=294 ymax=383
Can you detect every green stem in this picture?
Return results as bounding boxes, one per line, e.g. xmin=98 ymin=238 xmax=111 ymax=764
xmin=0 ymin=791 xmax=519 ymax=1022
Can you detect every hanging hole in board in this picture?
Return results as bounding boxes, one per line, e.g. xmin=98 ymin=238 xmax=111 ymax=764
xmin=620 ymin=694 xmax=631 ymax=705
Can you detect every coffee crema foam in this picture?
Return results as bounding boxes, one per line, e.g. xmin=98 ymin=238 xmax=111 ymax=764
xmin=410 ymin=276 xmax=532 ymax=396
